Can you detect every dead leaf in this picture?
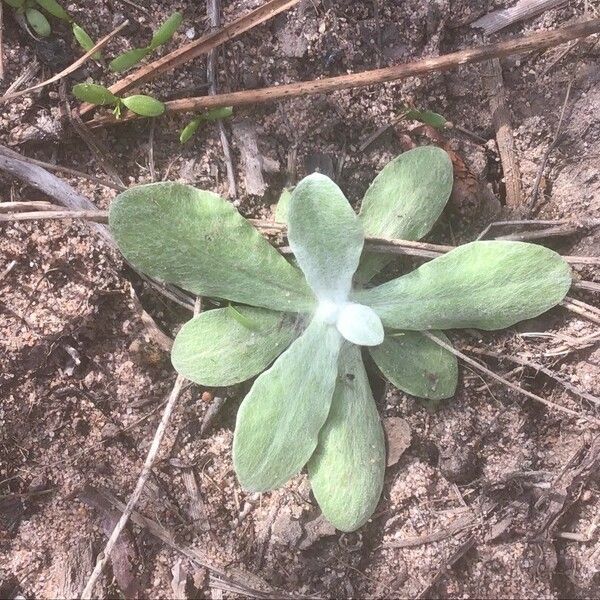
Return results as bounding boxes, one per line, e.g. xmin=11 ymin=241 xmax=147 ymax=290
xmin=383 ymin=417 xmax=411 ymax=467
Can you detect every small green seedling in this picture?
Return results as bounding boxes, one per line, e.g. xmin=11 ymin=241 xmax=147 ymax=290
xmin=109 ymin=11 xmax=183 ymax=73
xmin=179 ymin=107 xmax=234 ymax=144
xmin=72 ymin=83 xmax=165 ymax=118
xmin=4 ymin=0 xmax=100 ymax=58
xmin=404 ymin=107 xmax=448 ymax=129
xmin=108 ymin=147 xmax=571 ymax=531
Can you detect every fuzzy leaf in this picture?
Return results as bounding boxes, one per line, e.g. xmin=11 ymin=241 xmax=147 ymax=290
xmin=274 ymin=187 xmax=292 ymax=223
xmin=356 ymin=146 xmax=453 ymax=283
xmin=288 ymin=173 xmax=363 ymax=304
xmin=4 ymin=0 xmax=25 ymax=8
xmin=370 ymin=331 xmax=458 ymax=400
xmin=109 ymin=182 xmax=315 ymax=313
xmin=72 ymin=83 xmax=117 ymax=106
xmin=336 ymin=303 xmax=384 ymax=347
xmin=355 ymin=241 xmax=571 ymax=331
xmin=308 ymin=343 xmax=385 ymax=532
xmin=109 ymin=47 xmax=150 ymax=72
xmin=25 ymin=8 xmax=51 ymax=36
xmin=122 ymin=95 xmax=165 ymax=117
xmin=150 ymin=11 xmax=183 ymax=49
xmin=233 ymin=317 xmax=342 ymax=491
xmin=171 ymin=307 xmax=300 ymax=387
xmin=72 ymin=24 xmax=101 ymax=59
xmin=35 ymin=0 xmax=70 ymax=20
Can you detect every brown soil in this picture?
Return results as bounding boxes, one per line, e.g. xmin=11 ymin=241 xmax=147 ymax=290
xmin=1 ymin=1 xmax=599 ymax=598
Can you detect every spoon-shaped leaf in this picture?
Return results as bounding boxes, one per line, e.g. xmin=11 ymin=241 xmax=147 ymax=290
xmin=274 ymin=187 xmax=292 ymax=223
xmin=122 ymin=95 xmax=165 ymax=117
xmin=72 ymin=24 xmax=101 ymax=59
xmin=35 ymin=0 xmax=70 ymax=21
xmin=356 ymin=146 xmax=453 ymax=283
xmin=72 ymin=83 xmax=118 ymax=106
xmin=308 ymin=343 xmax=385 ymax=532
xmin=233 ymin=317 xmax=342 ymax=492
xmin=288 ymin=173 xmax=363 ymax=304
xmin=109 ymin=47 xmax=150 ymax=72
xmin=172 ymin=307 xmax=300 ymax=387
xmin=25 ymin=8 xmax=51 ymax=37
xmin=150 ymin=11 xmax=183 ymax=49
xmin=109 ymin=182 xmax=315 ymax=313
xmin=336 ymin=302 xmax=384 ymax=347
xmin=354 ymin=241 xmax=571 ymax=331
xmin=370 ymin=331 xmax=458 ymax=400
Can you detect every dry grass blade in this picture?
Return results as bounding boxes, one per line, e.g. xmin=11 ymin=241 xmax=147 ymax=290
xmin=86 ymin=18 xmax=600 ymax=128
xmin=80 ymin=374 xmax=187 ymax=599
xmin=3 ymin=209 xmax=599 ymax=267
xmin=467 ymin=346 xmax=600 ymax=406
xmin=423 ymin=332 xmax=600 ymax=426
xmin=0 ymin=21 xmax=129 ymax=104
xmin=79 ymin=0 xmax=301 ymax=117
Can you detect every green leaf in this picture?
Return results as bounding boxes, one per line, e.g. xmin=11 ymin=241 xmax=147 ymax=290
xmin=355 ymin=241 xmax=572 ymax=331
xmin=308 ymin=343 xmax=385 ymax=532
xmin=336 ymin=302 xmax=383 ymax=347
xmin=274 ymin=187 xmax=292 ymax=224
xmin=109 ymin=182 xmax=315 ymax=313
xmin=404 ymin=108 xmax=447 ymax=129
xmin=171 ymin=306 xmax=299 ymax=387
xmin=109 ymin=47 xmax=150 ymax=72
xmin=179 ymin=116 xmax=202 ymax=144
xmin=149 ymin=11 xmax=183 ymax=49
xmin=72 ymin=23 xmax=101 ymax=59
xmin=35 ymin=0 xmax=70 ymax=20
xmin=25 ymin=8 xmax=51 ymax=36
xmin=356 ymin=146 xmax=453 ymax=283
xmin=370 ymin=331 xmax=458 ymax=400
xmin=233 ymin=317 xmax=342 ymax=491
xmin=203 ymin=106 xmax=233 ymax=122
xmin=4 ymin=0 xmax=25 ymax=8
xmin=72 ymin=83 xmax=117 ymax=106
xmin=122 ymin=95 xmax=165 ymax=117
xmin=288 ymin=173 xmax=363 ymax=304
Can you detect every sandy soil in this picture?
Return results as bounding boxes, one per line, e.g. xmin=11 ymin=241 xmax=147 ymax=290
xmin=1 ymin=0 xmax=599 ymax=598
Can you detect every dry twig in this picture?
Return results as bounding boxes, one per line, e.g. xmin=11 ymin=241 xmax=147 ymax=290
xmin=482 ymin=57 xmax=523 ymax=208
xmin=79 ymin=0 xmax=301 ymax=117
xmin=207 ymin=0 xmax=237 ymax=198
xmin=424 ymin=332 xmax=600 ymax=426
xmin=0 ymin=21 xmax=129 ymax=104
xmin=86 ymin=19 xmax=600 ymax=128
xmin=80 ymin=375 xmax=187 ymax=598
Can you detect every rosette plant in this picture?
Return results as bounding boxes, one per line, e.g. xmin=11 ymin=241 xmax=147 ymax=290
xmin=109 ymin=146 xmax=571 ymax=531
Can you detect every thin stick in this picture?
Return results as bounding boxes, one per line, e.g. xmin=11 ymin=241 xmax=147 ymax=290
xmin=80 ymin=375 xmax=186 ymax=599
xmin=529 ymin=79 xmax=573 ymax=208
xmin=79 ymin=0 xmax=301 ymax=116
xmin=207 ymin=0 xmax=237 ymax=198
xmin=423 ymin=332 xmax=600 ymax=426
xmin=86 ymin=18 xmax=600 ymax=128
xmin=467 ymin=346 xmax=600 ymax=406
xmin=0 ymin=155 xmax=124 ymax=191
xmin=3 ymin=209 xmax=599 ymax=267
xmin=0 ymin=21 xmax=129 ymax=104
xmin=0 ymin=1 xmax=4 ymax=81
xmin=80 ymin=295 xmax=202 ymax=599
xmin=572 ymin=280 xmax=600 ymax=294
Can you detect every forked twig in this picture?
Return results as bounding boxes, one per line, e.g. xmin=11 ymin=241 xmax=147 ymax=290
xmin=0 ymin=21 xmax=129 ymax=104
xmin=423 ymin=332 xmax=600 ymax=426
